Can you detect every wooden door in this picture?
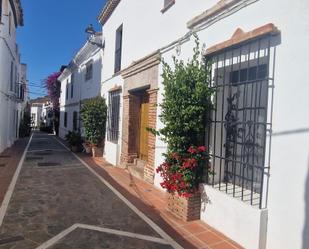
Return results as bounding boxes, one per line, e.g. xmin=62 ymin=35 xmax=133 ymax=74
xmin=139 ymin=101 xmax=149 ymax=161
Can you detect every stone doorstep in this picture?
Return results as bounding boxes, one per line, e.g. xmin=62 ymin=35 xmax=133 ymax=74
xmin=127 ymin=159 xmax=146 ymax=181
xmin=134 ymin=158 xmax=147 ymax=169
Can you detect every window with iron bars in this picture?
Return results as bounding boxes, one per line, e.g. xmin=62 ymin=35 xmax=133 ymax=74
xmin=64 ymin=112 xmax=67 ymax=128
xmin=0 ymin=0 xmax=2 ymax=22
xmin=85 ymin=61 xmax=93 ymax=81
xmin=73 ymin=111 xmax=78 ymax=131
xmin=205 ymin=34 xmax=276 ymax=209
xmin=107 ymin=90 xmax=121 ymax=142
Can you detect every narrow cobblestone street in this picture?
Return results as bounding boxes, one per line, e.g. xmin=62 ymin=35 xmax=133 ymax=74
xmin=0 ymin=132 xmax=178 ymax=249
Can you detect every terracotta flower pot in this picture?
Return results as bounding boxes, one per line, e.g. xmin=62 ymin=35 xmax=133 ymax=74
xmin=167 ymin=192 xmax=201 ymax=221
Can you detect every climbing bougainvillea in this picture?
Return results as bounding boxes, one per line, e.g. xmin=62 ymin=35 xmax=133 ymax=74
xmin=44 ymin=72 xmax=61 ymax=111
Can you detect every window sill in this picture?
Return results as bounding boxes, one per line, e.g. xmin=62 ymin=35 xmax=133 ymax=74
xmin=161 ymin=0 xmax=175 ymax=13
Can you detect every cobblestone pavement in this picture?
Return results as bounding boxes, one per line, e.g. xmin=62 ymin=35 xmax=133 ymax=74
xmin=0 ymin=132 xmax=176 ymax=249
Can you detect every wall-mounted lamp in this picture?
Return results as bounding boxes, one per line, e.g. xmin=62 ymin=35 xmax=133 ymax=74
xmin=85 ymin=24 xmax=104 ymax=49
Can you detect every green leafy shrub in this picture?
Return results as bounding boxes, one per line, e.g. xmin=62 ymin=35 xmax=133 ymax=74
xmin=156 ymin=35 xmax=214 ymax=196
xmin=80 ymin=96 xmax=107 ymax=146
xmin=159 ymin=35 xmax=213 ymax=153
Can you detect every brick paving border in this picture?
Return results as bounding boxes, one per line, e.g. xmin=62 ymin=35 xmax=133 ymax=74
xmin=0 ymin=136 xmax=30 ymax=205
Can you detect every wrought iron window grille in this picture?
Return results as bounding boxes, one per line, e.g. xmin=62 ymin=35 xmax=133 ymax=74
xmin=205 ymin=34 xmax=277 ymax=209
xmin=107 ymin=90 xmax=121 ymax=142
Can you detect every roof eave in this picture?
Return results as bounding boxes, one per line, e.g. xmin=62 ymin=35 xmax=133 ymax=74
xmin=97 ymin=0 xmax=121 ymax=25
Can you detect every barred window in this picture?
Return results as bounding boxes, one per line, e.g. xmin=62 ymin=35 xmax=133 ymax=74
xmin=107 ymin=90 xmax=121 ymax=142
xmin=85 ymin=61 xmax=93 ymax=81
xmin=73 ymin=111 xmax=78 ymax=131
xmin=64 ymin=112 xmax=67 ymax=128
xmin=205 ymin=34 xmax=276 ymax=209
xmin=71 ymin=73 xmax=74 ymax=98
xmin=9 ymin=12 xmax=12 ymax=35
xmin=0 ymin=0 xmax=2 ymax=22
xmin=66 ymin=80 xmax=69 ymax=100
xmin=10 ymin=62 xmax=14 ymax=91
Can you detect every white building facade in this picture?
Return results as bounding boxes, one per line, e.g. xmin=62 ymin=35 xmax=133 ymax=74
xmin=99 ymin=1 xmax=309 ymax=249
xmin=0 ymin=0 xmax=27 ymax=153
xmin=30 ymin=96 xmax=51 ymax=129
xmin=58 ymin=34 xmax=102 ymax=140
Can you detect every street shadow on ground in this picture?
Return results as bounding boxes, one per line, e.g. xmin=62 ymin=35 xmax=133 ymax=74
xmin=80 ymin=154 xmax=198 ymax=249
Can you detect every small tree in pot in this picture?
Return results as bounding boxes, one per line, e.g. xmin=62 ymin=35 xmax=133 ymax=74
xmin=80 ymin=96 xmax=107 ymax=157
xmin=155 ymin=35 xmax=214 ymax=221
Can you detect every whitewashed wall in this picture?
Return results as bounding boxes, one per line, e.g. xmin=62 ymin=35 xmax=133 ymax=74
xmin=58 ymin=43 xmax=102 ymax=140
xmin=101 ymin=75 xmax=123 ymax=166
xmin=100 ymin=0 xmax=309 ymax=248
xmin=158 ymin=1 xmax=309 ymax=249
xmin=100 ymin=0 xmax=212 ymax=166
xmin=0 ymin=0 xmax=23 ymax=152
xmin=30 ymin=105 xmax=42 ymax=128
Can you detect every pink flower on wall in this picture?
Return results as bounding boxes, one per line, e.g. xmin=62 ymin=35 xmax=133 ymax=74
xmin=44 ymin=72 xmax=61 ymax=111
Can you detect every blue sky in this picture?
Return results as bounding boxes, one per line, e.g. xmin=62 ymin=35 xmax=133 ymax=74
xmin=17 ymin=0 xmax=106 ymax=99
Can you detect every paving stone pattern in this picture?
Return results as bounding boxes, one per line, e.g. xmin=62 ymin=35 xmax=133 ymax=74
xmin=0 ymin=132 xmax=172 ymax=249
xmin=50 ymin=228 xmax=172 ymax=249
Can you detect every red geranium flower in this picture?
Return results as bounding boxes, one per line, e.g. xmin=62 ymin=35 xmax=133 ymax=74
xmin=198 ymin=146 xmax=206 ymax=152
xmin=188 ymin=146 xmax=197 ymax=154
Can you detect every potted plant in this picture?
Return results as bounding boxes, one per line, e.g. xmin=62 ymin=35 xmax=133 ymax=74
xmin=65 ymin=131 xmax=82 ymax=152
xmin=157 ymin=146 xmax=213 ymax=221
xmin=80 ymin=96 xmax=107 ymax=157
xmin=154 ymin=35 xmax=214 ymax=221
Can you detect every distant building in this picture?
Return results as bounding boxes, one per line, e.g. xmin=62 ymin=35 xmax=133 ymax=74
xmin=30 ymin=96 xmax=51 ymax=129
xmin=58 ymin=33 xmax=102 ymax=139
xmin=0 ymin=0 xmax=27 ymax=153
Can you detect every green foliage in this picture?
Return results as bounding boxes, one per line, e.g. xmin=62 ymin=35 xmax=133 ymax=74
xmin=80 ymin=96 xmax=107 ymax=145
xmin=19 ymin=111 xmax=31 ymax=137
xmin=159 ymin=35 xmax=213 ymax=153
xmin=65 ymin=131 xmax=82 ymax=146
